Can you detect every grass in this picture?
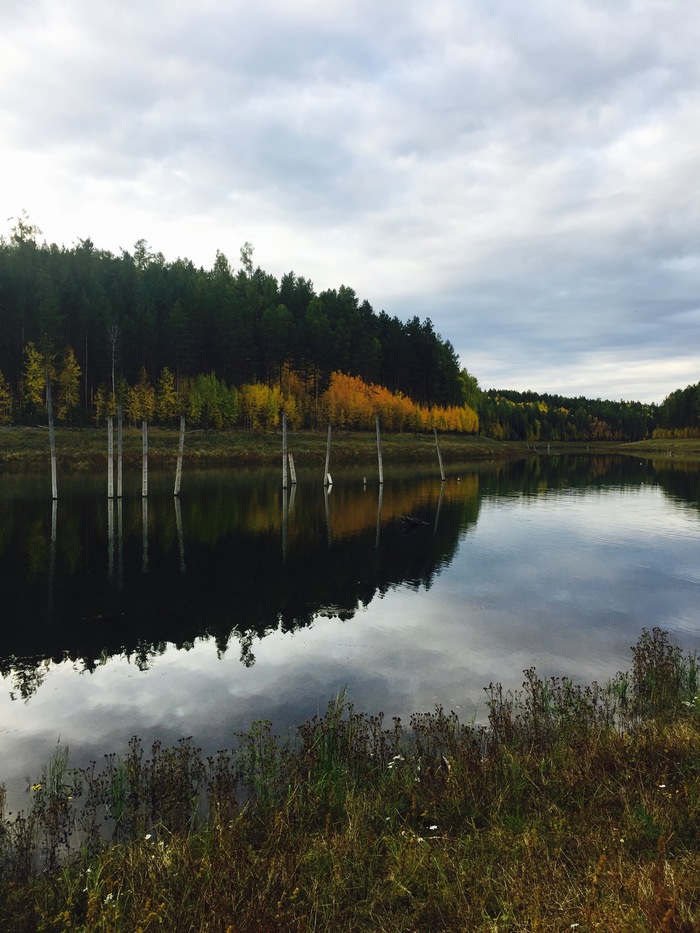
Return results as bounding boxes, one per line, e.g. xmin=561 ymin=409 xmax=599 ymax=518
xmin=1 ymin=628 xmax=700 ymax=931
xmin=0 ymin=425 xmax=525 ymax=472
xmin=4 ymin=425 xmax=700 ymax=474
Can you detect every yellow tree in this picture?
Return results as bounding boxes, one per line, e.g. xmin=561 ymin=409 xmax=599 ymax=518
xmin=0 ymin=371 xmax=12 ymax=424
xmin=126 ymin=368 xmax=156 ymax=423
xmin=57 ymin=346 xmax=82 ymax=422
xmin=22 ymin=342 xmax=51 ymax=414
xmin=156 ymin=366 xmax=179 ymax=423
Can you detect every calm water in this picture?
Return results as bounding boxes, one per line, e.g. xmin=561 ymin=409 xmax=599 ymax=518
xmin=1 ymin=454 xmax=699 ymax=808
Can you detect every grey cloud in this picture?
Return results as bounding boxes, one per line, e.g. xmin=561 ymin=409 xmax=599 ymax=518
xmin=1 ymin=0 xmax=699 ymax=401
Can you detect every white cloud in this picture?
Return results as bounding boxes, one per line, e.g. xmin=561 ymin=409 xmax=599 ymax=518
xmin=1 ymin=0 xmax=699 ymax=401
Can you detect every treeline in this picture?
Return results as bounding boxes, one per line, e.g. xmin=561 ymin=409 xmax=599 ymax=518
xmin=478 ymin=389 xmax=656 ymax=442
xmin=1 ymin=344 xmax=478 ymax=433
xmin=0 ymin=216 xmax=469 ymax=428
xmin=94 ymin=367 xmax=478 ymax=433
xmin=654 ymin=380 xmax=700 ymax=437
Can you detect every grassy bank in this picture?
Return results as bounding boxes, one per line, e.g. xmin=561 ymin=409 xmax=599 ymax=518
xmin=0 ymin=426 xmax=523 ymax=472
xmin=1 ymin=629 xmax=699 ymax=931
xmin=3 ymin=426 xmax=700 ymax=473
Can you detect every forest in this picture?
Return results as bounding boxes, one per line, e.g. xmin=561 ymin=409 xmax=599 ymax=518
xmin=0 ymin=216 xmax=477 ymax=432
xmin=0 ymin=215 xmax=697 ymax=440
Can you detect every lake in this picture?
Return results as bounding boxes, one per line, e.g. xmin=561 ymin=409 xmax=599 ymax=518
xmin=1 ymin=453 xmax=699 ymax=810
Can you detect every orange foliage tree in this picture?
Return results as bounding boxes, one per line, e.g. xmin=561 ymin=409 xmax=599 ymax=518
xmin=322 ymin=371 xmax=478 ymax=433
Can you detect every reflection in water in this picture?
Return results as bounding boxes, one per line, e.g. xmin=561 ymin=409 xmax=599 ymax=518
xmin=434 ymin=481 xmax=444 ymax=533
xmin=0 ymin=455 xmax=699 ymax=818
xmin=375 ymin=483 xmax=383 ymax=551
xmin=0 ymin=455 xmax=698 ymax=707
xmin=174 ymin=496 xmax=185 ymax=574
xmin=0 ymin=468 xmax=480 ymax=695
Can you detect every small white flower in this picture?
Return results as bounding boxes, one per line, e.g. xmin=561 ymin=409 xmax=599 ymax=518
xmin=428 ymin=824 xmax=438 ymax=831
xmin=658 ymin=784 xmax=666 ymax=788
xmin=145 ymin=832 xmax=152 ymax=840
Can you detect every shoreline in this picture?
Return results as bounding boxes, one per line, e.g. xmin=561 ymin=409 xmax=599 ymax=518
xmin=2 ymin=425 xmax=700 ymax=471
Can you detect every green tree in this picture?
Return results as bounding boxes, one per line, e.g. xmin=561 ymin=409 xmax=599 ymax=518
xmin=459 ymin=369 xmax=481 ymax=410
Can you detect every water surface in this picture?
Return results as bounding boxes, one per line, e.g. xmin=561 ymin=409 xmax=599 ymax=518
xmin=1 ymin=454 xmax=699 ymax=809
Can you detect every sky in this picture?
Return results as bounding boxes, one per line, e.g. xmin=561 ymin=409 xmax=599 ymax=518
xmin=1 ymin=0 xmax=699 ymax=404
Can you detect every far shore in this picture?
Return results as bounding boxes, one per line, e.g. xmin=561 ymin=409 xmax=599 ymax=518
xmin=1 ymin=425 xmax=699 ymax=471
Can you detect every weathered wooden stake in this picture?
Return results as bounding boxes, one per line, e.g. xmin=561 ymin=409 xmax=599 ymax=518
xmin=46 ymin=371 xmax=58 ymax=500
xmin=117 ymin=405 xmax=123 ymax=498
xmin=288 ymin=451 xmax=297 ymax=485
xmin=174 ymin=415 xmax=186 ymax=496
xmin=375 ymin=414 xmax=384 ymax=485
xmin=324 ymin=423 xmax=332 ymax=485
xmin=282 ymin=410 xmax=288 ymax=489
xmin=107 ymin=417 xmax=114 ymax=498
xmin=433 ymin=427 xmax=445 ymax=481
xmin=142 ymin=420 xmax=148 ymax=498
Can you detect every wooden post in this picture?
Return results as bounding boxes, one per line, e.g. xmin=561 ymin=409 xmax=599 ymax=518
xmin=282 ymin=409 xmax=288 ymax=489
xmin=433 ymin=427 xmax=445 ymax=482
xmin=142 ymin=420 xmax=148 ymax=498
xmin=324 ymin=423 xmax=332 ymax=485
xmin=174 ymin=415 xmax=185 ymax=496
xmin=375 ymin=483 xmax=383 ymax=551
xmin=375 ymin=414 xmax=384 ymax=485
xmin=107 ymin=416 xmax=114 ymax=498
xmin=46 ymin=371 xmax=58 ymax=500
xmin=288 ymin=451 xmax=297 ymax=484
xmin=117 ymin=404 xmax=123 ymax=498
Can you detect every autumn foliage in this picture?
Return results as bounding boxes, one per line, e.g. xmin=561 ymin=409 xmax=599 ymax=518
xmin=322 ymin=371 xmax=478 ymax=433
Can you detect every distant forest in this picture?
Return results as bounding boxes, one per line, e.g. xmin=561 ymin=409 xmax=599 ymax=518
xmin=0 ymin=215 xmax=697 ymax=440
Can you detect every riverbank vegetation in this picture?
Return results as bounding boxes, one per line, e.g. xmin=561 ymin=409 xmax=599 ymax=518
xmin=0 ymin=424 xmax=512 ymax=471
xmin=1 ymin=628 xmax=699 ymax=931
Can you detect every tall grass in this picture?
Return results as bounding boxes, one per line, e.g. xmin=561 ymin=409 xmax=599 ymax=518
xmin=1 ymin=628 xmax=699 ymax=931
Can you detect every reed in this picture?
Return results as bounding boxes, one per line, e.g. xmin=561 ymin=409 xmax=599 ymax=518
xmin=1 ymin=628 xmax=698 ymax=931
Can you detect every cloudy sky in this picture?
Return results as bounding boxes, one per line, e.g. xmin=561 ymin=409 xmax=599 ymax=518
xmin=1 ymin=0 xmax=699 ymax=403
